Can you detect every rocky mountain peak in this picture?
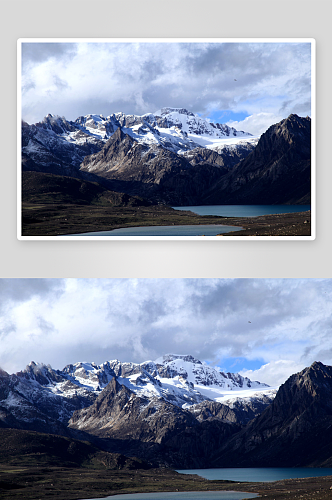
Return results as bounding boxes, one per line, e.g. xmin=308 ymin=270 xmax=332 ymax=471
xmin=264 ymin=113 xmax=311 ymax=146
xmin=211 ymin=361 xmax=332 ymax=468
xmin=0 ymin=367 xmax=9 ymax=378
xmin=286 ymin=361 xmax=332 ymax=401
xmin=17 ymin=361 xmax=64 ymax=385
xmin=38 ymin=114 xmax=77 ymax=135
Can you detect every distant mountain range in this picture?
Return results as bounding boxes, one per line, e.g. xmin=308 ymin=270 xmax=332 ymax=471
xmin=21 ymin=108 xmax=311 ymax=206
xmin=0 ymin=354 xmax=274 ymax=430
xmin=0 ymin=354 xmax=274 ymax=466
xmin=2 ymin=354 xmax=331 ymax=468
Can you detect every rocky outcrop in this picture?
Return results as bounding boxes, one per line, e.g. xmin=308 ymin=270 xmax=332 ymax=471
xmin=189 ymin=394 xmax=275 ymax=426
xmin=182 ymin=141 xmax=257 ymax=169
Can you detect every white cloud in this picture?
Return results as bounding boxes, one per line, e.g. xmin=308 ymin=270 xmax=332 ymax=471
xmin=226 ymin=112 xmax=285 ymax=136
xmin=239 ymin=360 xmax=306 ymax=387
xmin=21 ymin=41 xmax=312 ymax=126
xmin=0 ymin=278 xmax=329 ymax=384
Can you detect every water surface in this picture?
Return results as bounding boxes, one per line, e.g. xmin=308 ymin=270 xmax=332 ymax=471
xmin=85 ymin=492 xmax=258 ymax=500
xmin=172 ymin=205 xmax=311 ymax=217
xmin=177 ymin=467 xmax=332 ymax=483
xmin=68 ymin=224 xmax=241 ymax=237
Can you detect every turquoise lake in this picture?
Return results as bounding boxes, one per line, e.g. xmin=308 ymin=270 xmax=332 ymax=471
xmin=85 ymin=492 xmax=258 ymax=500
xmin=176 ymin=467 xmax=332 ymax=483
xmin=67 ymin=205 xmax=310 ymax=236
xmin=172 ymin=205 xmax=311 ymax=217
xmin=68 ymin=224 xmax=241 ymax=237
xmin=84 ymin=467 xmax=332 ymax=499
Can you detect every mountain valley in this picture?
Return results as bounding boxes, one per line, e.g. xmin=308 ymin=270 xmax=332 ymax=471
xmin=2 ymin=355 xmax=332 ymax=499
xmin=20 ymin=109 xmax=311 ymax=227
xmin=2 ymin=354 xmax=332 ymax=469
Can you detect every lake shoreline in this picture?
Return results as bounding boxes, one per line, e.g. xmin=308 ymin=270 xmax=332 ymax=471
xmin=217 ymin=210 xmax=311 ymax=237
xmin=1 ymin=465 xmax=332 ymax=500
xmin=22 ymin=201 xmax=311 ymax=237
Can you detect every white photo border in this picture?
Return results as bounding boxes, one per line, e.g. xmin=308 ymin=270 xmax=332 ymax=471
xmin=17 ymin=37 xmax=316 ymax=241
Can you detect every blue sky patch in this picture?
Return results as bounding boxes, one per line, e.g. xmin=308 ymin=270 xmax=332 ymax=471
xmin=200 ymin=110 xmax=250 ymax=124
xmin=216 ymin=357 xmax=265 ymax=373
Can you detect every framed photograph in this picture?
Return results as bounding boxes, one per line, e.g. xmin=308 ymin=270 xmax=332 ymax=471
xmin=18 ymin=38 xmax=315 ymax=240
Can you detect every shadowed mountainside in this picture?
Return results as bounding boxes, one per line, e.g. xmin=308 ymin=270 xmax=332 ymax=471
xmin=211 ymin=361 xmax=332 ymax=467
xmin=202 ymin=114 xmax=311 ymax=205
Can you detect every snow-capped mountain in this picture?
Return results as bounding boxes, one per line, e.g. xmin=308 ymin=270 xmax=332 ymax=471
xmin=50 ymin=107 xmax=254 ymax=155
xmin=0 ymin=354 xmax=278 ymax=468
xmin=153 ymin=107 xmax=255 ymax=148
xmin=22 ymin=108 xmax=256 ymax=172
xmin=0 ymin=354 xmax=276 ymax=430
xmin=60 ymin=354 xmax=275 ymax=408
xmin=21 ymin=112 xmax=310 ymax=209
xmin=152 ymin=353 xmax=273 ymax=402
xmin=21 ymin=108 xmax=260 ymax=206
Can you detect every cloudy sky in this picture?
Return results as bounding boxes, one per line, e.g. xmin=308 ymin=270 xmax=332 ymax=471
xmin=0 ymin=278 xmax=330 ymax=386
xmin=20 ymin=39 xmax=312 ymax=136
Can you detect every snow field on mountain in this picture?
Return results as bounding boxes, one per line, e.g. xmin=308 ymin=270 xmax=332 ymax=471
xmin=6 ymin=355 xmax=276 ymax=428
xmin=40 ymin=108 xmax=256 ymax=156
xmin=195 ymin=384 xmax=278 ymax=404
xmin=117 ymin=372 xmax=207 ymax=408
xmin=48 ymin=355 xmax=273 ymax=407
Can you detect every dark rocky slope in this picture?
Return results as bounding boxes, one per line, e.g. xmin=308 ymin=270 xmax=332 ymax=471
xmin=79 ymin=128 xmax=230 ymax=205
xmin=211 ymin=361 xmax=332 ymax=467
xmin=202 ymin=114 xmax=311 ymax=205
xmin=68 ymin=377 xmax=241 ymax=468
xmin=182 ymin=142 xmax=257 ymax=169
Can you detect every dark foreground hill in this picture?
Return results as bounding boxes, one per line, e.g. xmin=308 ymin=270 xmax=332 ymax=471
xmin=0 ymin=428 xmax=148 ymax=469
xmin=22 ymin=171 xmax=151 ymax=207
xmin=21 ymin=171 xmax=235 ymax=236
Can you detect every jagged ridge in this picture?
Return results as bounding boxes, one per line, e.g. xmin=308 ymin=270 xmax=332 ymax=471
xmin=211 ymin=361 xmax=332 ymax=467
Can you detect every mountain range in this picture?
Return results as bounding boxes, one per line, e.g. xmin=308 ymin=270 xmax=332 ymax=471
xmin=21 ymin=108 xmax=311 ymax=206
xmin=2 ymin=354 xmax=331 ymax=468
